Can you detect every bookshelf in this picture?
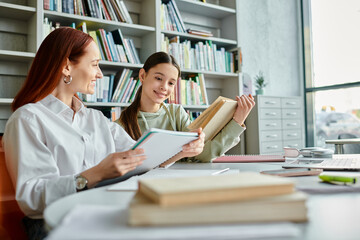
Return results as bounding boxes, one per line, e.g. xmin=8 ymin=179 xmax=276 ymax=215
xmin=0 ymin=0 xmax=242 ymax=153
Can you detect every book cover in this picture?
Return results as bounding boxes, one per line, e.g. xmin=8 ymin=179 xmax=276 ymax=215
xmin=110 ymin=0 xmax=125 ymax=22
xmin=187 ymin=96 xmax=237 ymax=141
xmin=120 ymin=77 xmax=133 ymax=103
xmin=128 ymin=190 xmax=307 ymax=226
xmin=115 ymin=69 xmax=133 ymax=102
xmin=96 ymin=29 xmax=111 ymax=61
xmin=112 ymin=69 xmax=132 ymax=102
xmin=118 ymin=0 xmax=133 ymax=24
xmin=138 ymin=172 xmax=294 ymax=207
xmin=213 ymin=155 xmax=285 ymax=163
xmin=169 ymin=0 xmax=186 ymax=32
xmin=111 ymin=69 xmax=127 ymax=102
xmin=131 ymin=128 xmax=198 ymax=171
xmin=108 ymin=74 xmax=114 ymax=102
xmin=123 ymin=78 xmax=137 ymax=103
xmin=106 ymin=32 xmax=118 ymax=61
xmin=128 ymin=79 xmax=141 ymax=103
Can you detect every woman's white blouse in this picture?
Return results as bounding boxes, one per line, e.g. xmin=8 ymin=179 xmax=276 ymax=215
xmin=2 ymin=95 xmax=135 ymax=218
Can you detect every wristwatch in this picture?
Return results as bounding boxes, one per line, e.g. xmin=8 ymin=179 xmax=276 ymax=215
xmin=75 ymin=174 xmax=88 ymax=191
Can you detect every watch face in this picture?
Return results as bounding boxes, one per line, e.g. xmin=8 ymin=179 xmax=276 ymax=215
xmin=76 ymin=176 xmax=88 ymax=190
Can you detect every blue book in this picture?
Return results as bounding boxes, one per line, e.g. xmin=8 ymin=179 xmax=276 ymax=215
xmin=108 ymin=74 xmax=114 ymax=102
xmin=106 ymin=33 xmax=117 ymax=62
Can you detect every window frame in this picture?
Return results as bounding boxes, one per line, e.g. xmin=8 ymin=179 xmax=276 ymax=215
xmin=301 ymin=0 xmax=360 ymax=147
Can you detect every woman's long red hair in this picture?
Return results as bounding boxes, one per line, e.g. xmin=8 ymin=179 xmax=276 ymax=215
xmin=12 ymin=27 xmax=93 ymax=111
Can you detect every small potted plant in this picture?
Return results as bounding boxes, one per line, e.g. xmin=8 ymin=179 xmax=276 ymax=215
xmin=254 ymin=71 xmax=267 ymax=95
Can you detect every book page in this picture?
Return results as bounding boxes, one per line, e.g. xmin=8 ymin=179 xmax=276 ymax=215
xmin=188 ymin=96 xmax=234 ymax=130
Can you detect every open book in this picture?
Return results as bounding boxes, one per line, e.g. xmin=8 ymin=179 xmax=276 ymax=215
xmin=187 ymin=96 xmax=237 ymax=141
xmin=96 ymin=128 xmax=198 ymax=187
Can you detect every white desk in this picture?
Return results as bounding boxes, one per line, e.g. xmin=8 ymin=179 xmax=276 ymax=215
xmin=44 ymin=162 xmax=360 ymax=240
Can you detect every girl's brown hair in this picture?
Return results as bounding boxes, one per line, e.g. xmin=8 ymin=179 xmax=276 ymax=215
xmin=12 ymin=27 xmax=93 ymax=111
xmin=119 ymin=52 xmax=180 ymax=140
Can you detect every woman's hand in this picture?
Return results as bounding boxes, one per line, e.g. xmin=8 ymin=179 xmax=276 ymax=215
xmin=82 ymin=148 xmax=146 ymax=188
xmin=233 ymin=94 xmax=256 ymax=126
xmin=159 ymin=128 xmax=205 ymax=167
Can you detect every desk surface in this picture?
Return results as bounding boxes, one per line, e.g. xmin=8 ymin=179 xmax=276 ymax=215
xmin=44 ymin=162 xmax=360 ymax=240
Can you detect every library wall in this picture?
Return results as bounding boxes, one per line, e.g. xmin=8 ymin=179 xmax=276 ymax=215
xmin=237 ymin=0 xmax=303 ymax=97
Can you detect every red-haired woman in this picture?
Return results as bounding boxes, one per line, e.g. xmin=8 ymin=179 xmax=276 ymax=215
xmin=2 ymin=27 xmax=204 ymax=240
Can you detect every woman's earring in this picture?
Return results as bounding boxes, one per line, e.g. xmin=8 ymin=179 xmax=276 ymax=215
xmin=63 ymin=75 xmax=72 ymax=85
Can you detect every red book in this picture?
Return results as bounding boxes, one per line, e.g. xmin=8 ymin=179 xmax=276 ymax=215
xmin=213 ymin=155 xmax=285 ymax=163
xmin=98 ymin=29 xmax=113 ymax=61
xmin=44 ymin=0 xmax=50 ymax=10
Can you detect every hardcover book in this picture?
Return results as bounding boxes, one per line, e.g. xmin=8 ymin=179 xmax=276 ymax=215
xmin=187 ymin=96 xmax=237 ymax=141
xmin=128 ymin=191 xmax=307 ymax=226
xmin=138 ymin=172 xmax=294 ymax=207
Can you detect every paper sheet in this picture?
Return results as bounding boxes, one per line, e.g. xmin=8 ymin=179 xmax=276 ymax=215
xmin=46 ymin=205 xmax=300 ymax=240
xmin=107 ymin=168 xmax=239 ymax=191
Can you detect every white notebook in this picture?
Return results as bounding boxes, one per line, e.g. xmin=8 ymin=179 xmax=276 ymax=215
xmin=96 ymin=128 xmax=198 ymax=187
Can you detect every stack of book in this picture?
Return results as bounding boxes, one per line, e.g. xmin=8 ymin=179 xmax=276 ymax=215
xmin=128 ymin=172 xmax=308 ymax=226
xmin=187 ymin=28 xmax=213 ymax=37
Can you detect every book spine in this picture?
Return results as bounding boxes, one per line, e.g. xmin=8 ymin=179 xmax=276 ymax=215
xmin=44 ymin=0 xmax=50 ymax=10
xmin=129 ymin=79 xmax=141 ymax=103
xmin=111 ymin=69 xmax=127 ymax=102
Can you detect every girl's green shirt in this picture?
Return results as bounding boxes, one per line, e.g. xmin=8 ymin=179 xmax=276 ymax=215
xmin=116 ymin=103 xmax=245 ymax=162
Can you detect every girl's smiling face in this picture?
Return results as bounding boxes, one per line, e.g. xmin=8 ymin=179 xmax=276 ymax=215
xmin=140 ymin=63 xmax=179 ymax=109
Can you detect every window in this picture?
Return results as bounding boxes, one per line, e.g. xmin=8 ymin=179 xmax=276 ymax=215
xmin=303 ymin=0 xmax=360 ymax=148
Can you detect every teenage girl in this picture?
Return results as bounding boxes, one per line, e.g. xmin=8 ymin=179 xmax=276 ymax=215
xmin=117 ymin=51 xmax=255 ymax=162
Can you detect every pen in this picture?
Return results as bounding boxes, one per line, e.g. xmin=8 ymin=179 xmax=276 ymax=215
xmin=319 ymin=175 xmax=357 ymax=184
xmin=212 ymin=168 xmax=230 ymax=175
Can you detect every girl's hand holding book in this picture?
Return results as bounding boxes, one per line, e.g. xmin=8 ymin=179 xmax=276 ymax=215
xmin=233 ymin=94 xmax=256 ymax=126
xmin=182 ymin=128 xmax=205 ymax=157
xmin=159 ymin=128 xmax=205 ymax=167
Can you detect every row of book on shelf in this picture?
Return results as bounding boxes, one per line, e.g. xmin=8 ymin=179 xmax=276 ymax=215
xmin=44 ymin=0 xmax=133 ymax=23
xmin=43 ymin=21 xmax=236 ymax=73
xmin=160 ymin=0 xmax=213 ymax=37
xmin=78 ymin=66 xmax=209 ymax=107
xmin=166 ymin=73 xmax=209 ymax=106
xmin=162 ymin=35 xmax=237 ymax=73
xmin=43 ymin=19 xmax=140 ymax=64
xmin=78 ymin=69 xmax=140 ymax=104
